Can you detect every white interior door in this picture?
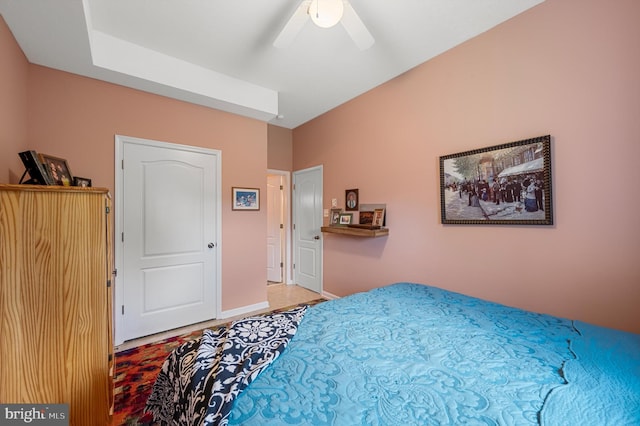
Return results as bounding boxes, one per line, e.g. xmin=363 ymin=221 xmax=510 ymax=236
xmin=293 ymin=166 xmax=322 ymax=293
xmin=267 ymin=174 xmax=283 ymax=283
xmin=115 ymin=136 xmax=221 ymax=342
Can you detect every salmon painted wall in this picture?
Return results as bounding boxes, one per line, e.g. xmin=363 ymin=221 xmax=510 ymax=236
xmin=293 ymin=0 xmax=640 ymax=333
xmin=267 ymin=124 xmax=293 ymax=171
xmin=23 ymin=66 xmax=269 ymax=312
xmin=0 ymin=12 xmax=271 ymax=314
xmin=0 ymin=16 xmax=28 ymax=183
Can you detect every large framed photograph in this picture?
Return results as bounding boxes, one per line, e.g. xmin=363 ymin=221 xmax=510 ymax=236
xmin=232 ymin=187 xmax=260 ymax=210
xmin=440 ymin=135 xmax=553 ymax=225
xmin=39 ymin=153 xmax=73 ymax=186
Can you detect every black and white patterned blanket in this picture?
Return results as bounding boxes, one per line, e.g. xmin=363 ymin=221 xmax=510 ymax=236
xmin=145 ymin=306 xmax=307 ymax=426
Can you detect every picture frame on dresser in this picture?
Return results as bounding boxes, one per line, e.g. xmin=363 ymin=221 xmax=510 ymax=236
xmin=74 ymin=177 xmax=92 ymax=187
xmin=18 ymin=150 xmax=55 ymax=185
xmin=345 ymin=189 xmax=359 ymax=211
xmin=39 ymin=153 xmax=74 ymax=186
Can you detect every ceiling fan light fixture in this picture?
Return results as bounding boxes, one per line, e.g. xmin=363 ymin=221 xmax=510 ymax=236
xmin=308 ymin=0 xmax=344 ymax=29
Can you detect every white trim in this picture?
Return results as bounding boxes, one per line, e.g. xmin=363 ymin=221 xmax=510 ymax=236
xmin=219 ymin=301 xmax=270 ymax=320
xmin=267 ymin=169 xmax=293 ymax=284
xmin=292 ymin=165 xmax=323 ymax=293
xmin=87 ymin=29 xmax=278 ymax=122
xmin=113 ymin=134 xmax=222 ymax=345
xmin=321 ymin=291 xmax=340 ymax=300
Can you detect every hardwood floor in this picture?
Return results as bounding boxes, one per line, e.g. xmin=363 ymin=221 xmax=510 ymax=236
xmin=115 ymin=284 xmax=321 ymax=352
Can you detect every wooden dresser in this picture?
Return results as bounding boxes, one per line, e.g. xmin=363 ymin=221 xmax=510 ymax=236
xmin=0 ymin=184 xmax=113 ymax=425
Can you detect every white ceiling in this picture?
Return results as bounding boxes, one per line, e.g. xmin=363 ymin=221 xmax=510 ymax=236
xmin=0 ymin=0 xmax=543 ymax=129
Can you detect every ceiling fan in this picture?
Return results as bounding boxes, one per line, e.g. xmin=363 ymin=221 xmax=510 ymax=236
xmin=273 ymin=0 xmax=374 ymax=50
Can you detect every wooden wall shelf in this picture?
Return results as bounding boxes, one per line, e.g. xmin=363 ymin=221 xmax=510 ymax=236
xmin=321 ymin=226 xmax=389 ymax=238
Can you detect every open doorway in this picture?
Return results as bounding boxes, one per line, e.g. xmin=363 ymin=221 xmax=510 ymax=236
xmin=267 ymin=170 xmax=292 ymax=285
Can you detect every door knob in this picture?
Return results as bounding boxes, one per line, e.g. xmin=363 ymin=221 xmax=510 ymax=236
xmin=208 ymin=242 xmax=215 ymax=248
xmin=313 ymin=235 xmax=320 ymax=240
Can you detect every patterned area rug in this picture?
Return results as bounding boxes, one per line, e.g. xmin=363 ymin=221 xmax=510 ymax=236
xmin=112 ymin=299 xmax=326 ymax=426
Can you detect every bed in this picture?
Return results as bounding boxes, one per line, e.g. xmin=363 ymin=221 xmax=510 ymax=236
xmin=146 ymin=283 xmax=640 ymax=425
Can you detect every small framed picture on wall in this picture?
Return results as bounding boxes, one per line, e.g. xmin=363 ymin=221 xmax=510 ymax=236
xmin=73 ymin=177 xmax=92 ymax=187
xmin=232 ymin=187 xmax=260 ymax=210
xmin=345 ymin=189 xmax=359 ymax=211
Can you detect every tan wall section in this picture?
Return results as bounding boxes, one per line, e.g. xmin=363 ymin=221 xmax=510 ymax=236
xmin=267 ymin=124 xmax=293 ymax=171
xmin=25 ymin=65 xmax=268 ymax=312
xmin=293 ymin=0 xmax=640 ymax=333
xmin=0 ymin=16 xmax=28 ymax=183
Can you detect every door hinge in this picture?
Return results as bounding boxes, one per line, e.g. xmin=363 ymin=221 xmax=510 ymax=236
xmin=107 ymin=279 xmax=111 ymax=288
xmin=121 ymin=305 xmax=124 ymax=315
xmin=121 ymin=159 xmax=124 ymax=169
xmin=293 ymin=263 xmax=295 ymax=269
xmin=280 ymin=262 xmax=283 ymax=268
xmin=121 ymin=232 xmax=124 ymax=242
xmin=105 ymin=206 xmax=110 ymax=214
xmin=280 ymin=185 xmax=283 ymax=190
xmin=113 ymin=269 xmax=118 ymax=277
xmin=280 ymin=224 xmax=284 ymax=229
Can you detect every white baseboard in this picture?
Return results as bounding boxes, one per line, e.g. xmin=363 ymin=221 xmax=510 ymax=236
xmin=322 ymin=291 xmax=339 ymax=300
xmin=220 ymin=301 xmax=270 ymax=319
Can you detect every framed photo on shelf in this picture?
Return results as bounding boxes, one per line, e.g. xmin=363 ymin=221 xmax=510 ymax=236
xmin=232 ymin=187 xmax=260 ymax=210
xmin=330 ymin=208 xmax=342 ymax=225
xmin=39 ymin=153 xmax=73 ymax=186
xmin=359 ymin=210 xmax=374 ymax=225
xmin=345 ymin=189 xmax=359 ymax=211
xmin=372 ymin=208 xmax=385 ymax=227
xmin=360 ymin=204 xmax=386 ymax=226
xmin=338 ymin=213 xmax=353 ymax=225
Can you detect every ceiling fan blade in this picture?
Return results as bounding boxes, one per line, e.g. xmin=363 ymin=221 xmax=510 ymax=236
xmin=273 ymin=1 xmax=311 ymax=49
xmin=341 ymin=1 xmax=374 ymax=50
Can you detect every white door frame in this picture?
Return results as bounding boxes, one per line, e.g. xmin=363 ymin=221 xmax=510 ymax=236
xmin=267 ymin=169 xmax=293 ymax=284
xmin=292 ymin=165 xmax=323 ymax=293
xmin=113 ymin=135 xmax=222 ymax=345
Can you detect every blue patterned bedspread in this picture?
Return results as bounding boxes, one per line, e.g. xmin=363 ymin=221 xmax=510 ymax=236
xmin=541 ymin=321 xmax=640 ymax=425
xmin=228 ymin=283 xmax=591 ymax=425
